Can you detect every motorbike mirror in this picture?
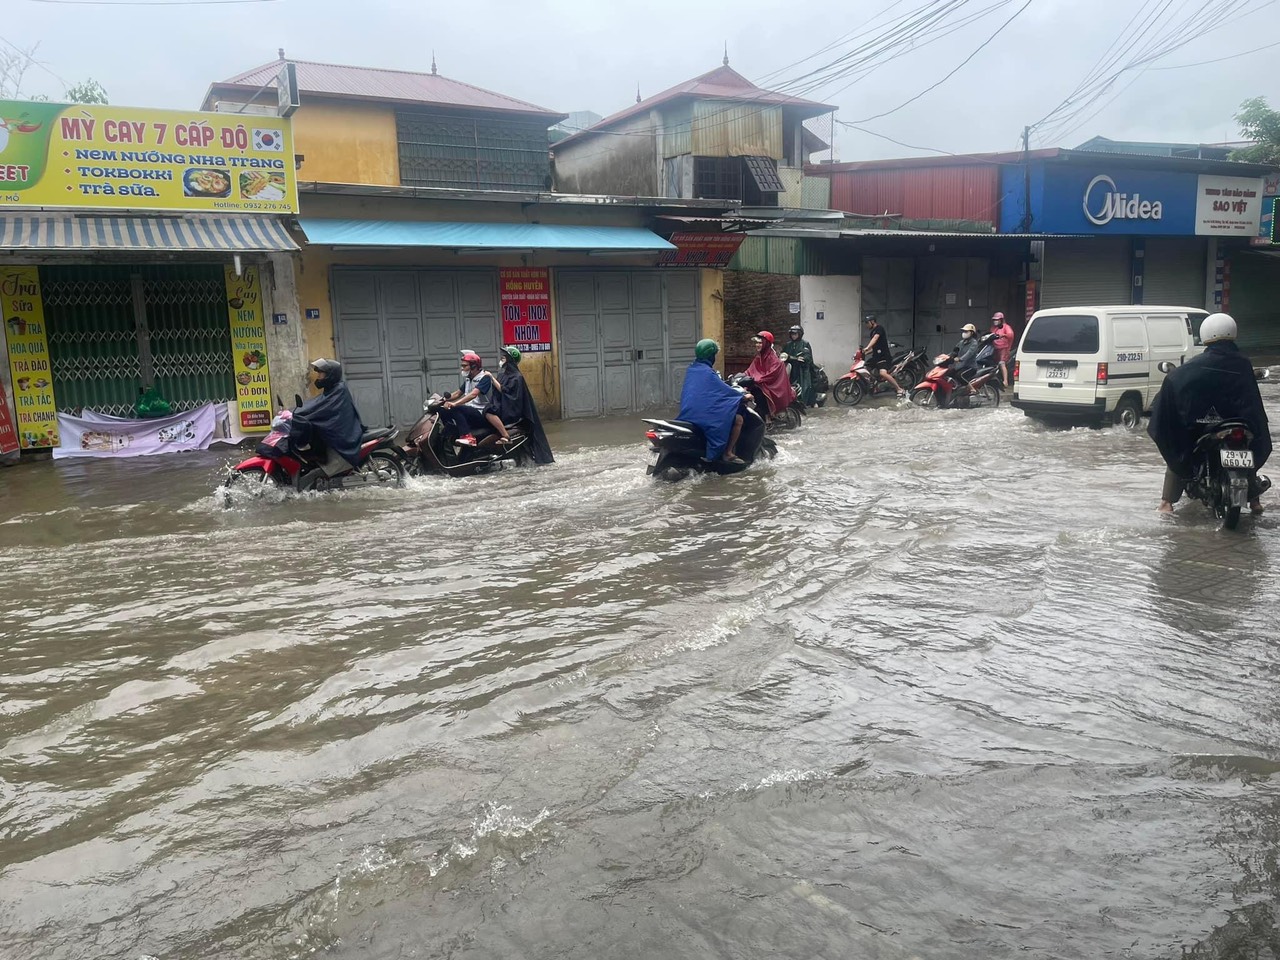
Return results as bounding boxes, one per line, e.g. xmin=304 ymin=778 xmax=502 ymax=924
xmin=275 ymin=394 xmax=284 ymax=410
xmin=294 ymin=393 xmax=303 ymax=409
xmin=1157 ymin=361 xmax=1177 ymax=374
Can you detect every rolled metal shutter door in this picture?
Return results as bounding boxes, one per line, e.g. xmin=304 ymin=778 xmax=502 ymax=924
xmin=1039 ymin=238 xmax=1131 ymax=308
xmin=1226 ymin=252 xmax=1280 ymax=352
xmin=1143 ymin=237 xmax=1206 ymax=308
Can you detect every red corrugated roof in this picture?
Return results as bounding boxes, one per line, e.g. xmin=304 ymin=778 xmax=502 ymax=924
xmin=206 ymin=58 xmax=563 ymax=118
xmin=553 ymin=65 xmax=834 ymax=149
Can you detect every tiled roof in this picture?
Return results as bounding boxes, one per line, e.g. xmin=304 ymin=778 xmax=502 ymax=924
xmin=553 ymin=65 xmax=834 ymax=149
xmin=208 ymin=58 xmax=563 ymax=118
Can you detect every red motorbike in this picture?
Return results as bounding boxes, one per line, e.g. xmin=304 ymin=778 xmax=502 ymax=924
xmin=910 ymin=352 xmax=1002 ymax=410
xmin=225 ymin=405 xmax=404 ymax=495
xmin=833 ymin=344 xmax=927 ymax=406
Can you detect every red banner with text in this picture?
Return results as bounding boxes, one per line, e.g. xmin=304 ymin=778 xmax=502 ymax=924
xmin=499 ymin=268 xmax=551 ymax=353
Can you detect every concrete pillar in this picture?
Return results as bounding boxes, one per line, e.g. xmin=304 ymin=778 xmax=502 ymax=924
xmin=263 ymin=252 xmax=309 ymax=405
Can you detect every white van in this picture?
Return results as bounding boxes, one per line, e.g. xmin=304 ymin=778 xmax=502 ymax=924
xmin=1011 ymin=305 xmax=1207 ymax=428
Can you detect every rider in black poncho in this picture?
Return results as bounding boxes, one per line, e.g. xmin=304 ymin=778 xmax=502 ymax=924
xmin=485 ymin=346 xmax=554 ymax=464
xmin=289 ymin=359 xmax=366 ymax=476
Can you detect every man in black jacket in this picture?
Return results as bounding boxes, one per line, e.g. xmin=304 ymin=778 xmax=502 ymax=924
xmin=1148 ymin=313 xmax=1272 ymax=514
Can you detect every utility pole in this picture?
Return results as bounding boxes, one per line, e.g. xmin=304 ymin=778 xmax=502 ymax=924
xmin=1021 ymin=124 xmax=1032 ymax=233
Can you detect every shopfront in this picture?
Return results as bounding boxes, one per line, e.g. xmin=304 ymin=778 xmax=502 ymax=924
xmin=0 ymin=98 xmax=301 ymax=456
xmin=294 ymin=189 xmax=728 ymax=422
xmin=1002 ymin=154 xmax=1276 ymax=320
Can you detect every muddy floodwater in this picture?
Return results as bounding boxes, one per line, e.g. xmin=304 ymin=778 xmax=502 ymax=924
xmin=2 ymin=394 xmax=1279 ymax=960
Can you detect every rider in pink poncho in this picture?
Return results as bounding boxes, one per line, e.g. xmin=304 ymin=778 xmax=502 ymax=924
xmin=744 ymin=330 xmax=796 ymax=415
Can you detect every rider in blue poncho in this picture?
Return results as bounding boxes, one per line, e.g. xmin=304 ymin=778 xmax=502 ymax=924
xmin=677 ymin=339 xmax=745 ymax=463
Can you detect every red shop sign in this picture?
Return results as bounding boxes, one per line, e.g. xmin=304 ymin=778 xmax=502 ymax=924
xmin=499 ymin=268 xmax=551 ymax=353
xmin=657 ymin=231 xmax=746 ymax=268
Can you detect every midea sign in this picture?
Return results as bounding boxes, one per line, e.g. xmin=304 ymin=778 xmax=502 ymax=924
xmin=1082 ymin=174 xmax=1164 ymax=227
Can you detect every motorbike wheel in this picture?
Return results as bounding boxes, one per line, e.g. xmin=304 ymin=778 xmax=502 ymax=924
xmin=363 ymin=450 xmax=406 ymax=487
xmin=225 ymin=467 xmax=275 ymax=488
xmin=761 ymin=437 xmax=778 ymax=460
xmin=657 ymin=465 xmax=690 ymax=482
xmin=781 ymin=405 xmax=802 ymax=430
xmin=910 ymin=387 xmax=937 ymax=409
xmin=833 ymin=378 xmax=864 ymax=406
xmin=974 ymin=384 xmax=1001 ymax=408
xmin=1219 ymin=475 xmax=1242 ymax=529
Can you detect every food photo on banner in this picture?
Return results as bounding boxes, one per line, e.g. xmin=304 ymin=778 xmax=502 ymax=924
xmin=53 ymin=403 xmax=217 ymax=460
xmin=0 ymin=99 xmax=298 ymax=214
xmin=499 ymin=268 xmax=551 ymax=352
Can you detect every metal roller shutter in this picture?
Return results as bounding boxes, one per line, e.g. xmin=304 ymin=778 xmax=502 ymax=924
xmin=1225 ymin=252 xmax=1280 ymax=353
xmin=1143 ymin=237 xmax=1206 ymax=308
xmin=1039 ymin=239 xmax=1131 ymax=308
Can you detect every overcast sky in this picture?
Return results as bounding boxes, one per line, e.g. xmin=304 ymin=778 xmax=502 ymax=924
xmin=7 ymin=0 xmax=1278 ymax=160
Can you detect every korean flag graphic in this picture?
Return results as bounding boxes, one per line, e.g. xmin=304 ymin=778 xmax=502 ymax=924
xmin=253 ymin=128 xmax=284 ymax=152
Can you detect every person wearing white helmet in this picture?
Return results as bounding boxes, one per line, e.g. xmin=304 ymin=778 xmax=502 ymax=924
xmin=1148 ymin=312 xmax=1272 ymax=514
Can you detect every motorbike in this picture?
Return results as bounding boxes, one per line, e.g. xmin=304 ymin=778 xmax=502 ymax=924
xmin=727 ymin=372 xmax=804 ymax=432
xmin=225 ymin=397 xmax=405 ymax=494
xmin=401 ymin=395 xmax=532 ymax=477
xmin=643 ymin=376 xmax=778 ymax=481
xmin=911 ymin=336 xmax=1002 ymax=410
xmin=833 ymin=343 xmax=926 ymax=406
xmin=1180 ymin=419 xmax=1272 ymax=529
xmin=779 ymin=352 xmax=828 ymax=408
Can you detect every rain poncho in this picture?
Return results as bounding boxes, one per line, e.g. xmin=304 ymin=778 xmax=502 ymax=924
xmin=487 ymin=364 xmax=554 ymax=465
xmin=293 ymin=378 xmax=365 ymax=465
xmin=783 ymin=337 xmax=815 ymax=406
xmin=745 ymin=345 xmax=796 ymax=415
xmin=677 ymin=358 xmax=744 ymax=460
xmin=1148 ymin=340 xmax=1272 ymax=477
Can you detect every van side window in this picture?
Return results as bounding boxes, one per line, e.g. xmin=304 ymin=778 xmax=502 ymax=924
xmin=1187 ymin=311 xmax=1207 ymax=346
xmin=1146 ymin=315 xmax=1186 ymax=349
xmin=1112 ymin=317 xmax=1147 ymax=350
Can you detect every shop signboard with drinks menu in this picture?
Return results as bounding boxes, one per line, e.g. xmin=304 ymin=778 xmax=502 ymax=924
xmin=0 ymin=98 xmax=297 ymax=213
xmin=3 ymin=267 xmax=58 ymax=449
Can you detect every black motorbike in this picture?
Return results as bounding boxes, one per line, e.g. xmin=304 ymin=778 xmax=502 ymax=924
xmin=780 ymin=352 xmax=829 ymax=408
xmin=643 ymin=377 xmax=777 ymax=481
xmin=1181 ymin=418 xmax=1272 ymax=530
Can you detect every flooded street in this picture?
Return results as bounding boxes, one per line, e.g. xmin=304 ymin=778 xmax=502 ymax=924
xmin=3 ymin=394 xmax=1280 ymax=960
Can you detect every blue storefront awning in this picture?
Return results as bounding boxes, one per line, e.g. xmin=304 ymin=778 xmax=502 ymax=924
xmin=0 ymin=214 xmax=299 ymax=252
xmin=297 ymin=218 xmax=675 ymax=252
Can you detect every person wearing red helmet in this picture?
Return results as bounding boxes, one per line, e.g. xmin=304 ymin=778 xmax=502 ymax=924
xmin=438 ymin=350 xmax=495 ymax=446
xmin=745 ymin=329 xmax=796 ymax=416
xmin=989 ymin=312 xmax=1016 ymax=387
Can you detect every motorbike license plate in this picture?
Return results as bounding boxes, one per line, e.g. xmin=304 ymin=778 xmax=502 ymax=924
xmin=1045 ymin=367 xmax=1070 ymax=380
xmin=1220 ymin=449 xmax=1255 ymax=468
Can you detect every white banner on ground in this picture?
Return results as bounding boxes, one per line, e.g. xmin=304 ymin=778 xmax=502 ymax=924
xmin=79 ymin=402 xmax=249 ymax=445
xmin=53 ymin=403 xmax=217 ymax=460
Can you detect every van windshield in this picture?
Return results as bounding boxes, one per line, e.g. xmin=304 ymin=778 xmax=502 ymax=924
xmin=1023 ymin=314 xmax=1100 ymax=354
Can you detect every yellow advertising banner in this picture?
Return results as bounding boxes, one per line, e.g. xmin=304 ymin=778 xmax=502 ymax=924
xmin=2 ymin=267 xmax=59 ymax=449
xmin=225 ymin=265 xmax=272 ymax=432
xmin=0 ymin=99 xmax=297 ymax=213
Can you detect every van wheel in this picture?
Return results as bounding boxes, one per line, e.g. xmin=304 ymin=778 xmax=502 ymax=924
xmin=1113 ymin=396 xmax=1142 ymax=431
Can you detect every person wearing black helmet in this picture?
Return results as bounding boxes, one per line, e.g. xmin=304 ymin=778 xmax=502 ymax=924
xmin=863 ymin=314 xmax=905 ymax=398
xmin=484 ymin=346 xmax=554 ymax=464
xmin=292 ymin=358 xmax=366 ymax=483
xmin=783 ymin=324 xmax=816 ymax=407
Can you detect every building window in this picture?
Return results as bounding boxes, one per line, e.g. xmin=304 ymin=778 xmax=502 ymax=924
xmin=694 ymin=156 xmax=742 ymax=201
xmin=396 ymin=111 xmax=551 ymax=191
xmin=693 ymin=155 xmax=783 ymax=206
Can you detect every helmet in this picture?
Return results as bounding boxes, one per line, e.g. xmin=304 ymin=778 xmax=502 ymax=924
xmin=695 ymin=338 xmax=720 ymax=361
xmin=460 ymin=351 xmax=482 ymax=367
xmin=500 ymin=346 xmax=522 ymax=364
xmin=752 ymin=330 xmax=775 ymax=346
xmin=961 ymin=323 xmax=978 ymax=334
xmin=309 ymin=358 xmax=343 ymax=389
xmin=991 ymin=312 xmax=1005 ymax=322
xmin=789 ymin=324 xmax=803 ymax=335
xmin=1200 ymin=312 xmax=1237 ymax=344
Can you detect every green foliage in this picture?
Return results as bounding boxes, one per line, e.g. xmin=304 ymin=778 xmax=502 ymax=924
xmin=1231 ymin=97 xmax=1280 ymax=164
xmin=64 ymin=79 xmax=108 ymax=105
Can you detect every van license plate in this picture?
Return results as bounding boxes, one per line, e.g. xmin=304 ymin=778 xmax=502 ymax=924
xmin=1221 ymin=449 xmax=1255 ymax=468
xmin=1045 ymin=367 xmax=1070 ymax=380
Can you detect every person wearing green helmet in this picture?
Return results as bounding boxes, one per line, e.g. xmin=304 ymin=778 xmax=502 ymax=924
xmin=678 ymin=338 xmax=745 ymax=463
xmin=484 ymin=345 xmax=554 ymax=464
